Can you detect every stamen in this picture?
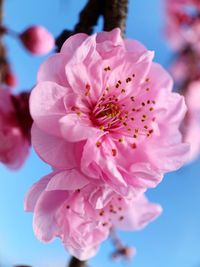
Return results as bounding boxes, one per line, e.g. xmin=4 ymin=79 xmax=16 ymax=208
xmin=112 ymin=149 xmax=117 ymax=156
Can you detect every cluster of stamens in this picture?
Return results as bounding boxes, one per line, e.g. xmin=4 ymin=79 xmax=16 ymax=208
xmin=92 ymin=66 xmax=156 ymax=138
xmin=73 ymin=65 xmax=157 ymax=155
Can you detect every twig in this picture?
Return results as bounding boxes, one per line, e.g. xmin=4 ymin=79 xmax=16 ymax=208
xmin=56 ymin=0 xmax=103 ymax=51
xmin=0 ymin=0 xmax=10 ymax=84
xmin=102 ymin=0 xmax=128 ymax=37
xmin=68 ymin=257 xmax=86 ymax=267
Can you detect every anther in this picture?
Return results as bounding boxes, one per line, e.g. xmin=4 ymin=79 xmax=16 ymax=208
xmin=112 ymin=149 xmax=117 ymax=156
xmin=99 ymin=211 xmax=104 ymax=216
xmin=132 ymin=143 xmax=137 ymax=149
xmin=96 ymin=141 xmax=101 ymax=147
xmin=126 ymin=77 xmax=132 ymax=83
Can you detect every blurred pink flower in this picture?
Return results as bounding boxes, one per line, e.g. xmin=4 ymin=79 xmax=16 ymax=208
xmin=183 ymin=81 xmax=200 ymax=162
xmin=20 ymin=26 xmax=55 ymax=55
xmin=0 ymin=89 xmax=29 ymax=169
xmin=25 ymin=169 xmax=162 ymax=260
xmin=30 ymin=28 xmax=189 ymax=195
xmin=165 ymin=0 xmax=200 ymax=51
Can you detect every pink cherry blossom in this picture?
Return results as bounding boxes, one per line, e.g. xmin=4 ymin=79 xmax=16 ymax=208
xmin=0 ymin=88 xmax=29 ymax=169
xmin=24 ymin=169 xmax=162 ymax=260
xmin=20 ymin=26 xmax=55 ymax=55
xmin=165 ymin=0 xmax=200 ymax=51
xmin=30 ymin=28 xmax=189 ymax=195
xmin=182 ymin=81 xmax=200 ymax=162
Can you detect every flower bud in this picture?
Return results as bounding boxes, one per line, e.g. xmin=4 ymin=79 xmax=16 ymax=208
xmin=4 ymin=71 xmax=17 ymax=87
xmin=20 ymin=26 xmax=55 ymax=55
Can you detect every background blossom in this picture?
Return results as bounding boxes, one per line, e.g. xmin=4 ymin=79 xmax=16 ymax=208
xmin=182 ymin=81 xmax=200 ymax=161
xmin=0 ymin=88 xmax=29 ymax=169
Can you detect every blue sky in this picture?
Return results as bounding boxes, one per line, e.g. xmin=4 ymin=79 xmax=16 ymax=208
xmin=0 ymin=0 xmax=200 ymax=266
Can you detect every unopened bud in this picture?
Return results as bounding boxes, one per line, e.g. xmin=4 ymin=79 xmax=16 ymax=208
xmin=4 ymin=71 xmax=17 ymax=87
xmin=19 ymin=26 xmax=55 ymax=55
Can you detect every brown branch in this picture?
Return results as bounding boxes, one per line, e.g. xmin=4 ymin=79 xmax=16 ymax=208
xmin=74 ymin=0 xmax=103 ymax=34
xmin=68 ymin=257 xmax=86 ymax=267
xmin=0 ymin=0 xmax=3 ymax=25
xmin=56 ymin=0 xmax=103 ymax=51
xmin=102 ymin=0 xmax=128 ymax=37
xmin=0 ymin=0 xmax=10 ymax=85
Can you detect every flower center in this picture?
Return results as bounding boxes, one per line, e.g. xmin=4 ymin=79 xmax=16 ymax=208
xmin=91 ymin=96 xmax=121 ymax=131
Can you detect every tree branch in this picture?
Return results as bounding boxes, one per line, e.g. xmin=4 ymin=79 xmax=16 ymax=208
xmin=103 ymin=0 xmax=128 ymax=37
xmin=56 ymin=0 xmax=103 ymax=51
xmin=68 ymin=257 xmax=86 ymax=267
xmin=0 ymin=0 xmax=10 ymax=85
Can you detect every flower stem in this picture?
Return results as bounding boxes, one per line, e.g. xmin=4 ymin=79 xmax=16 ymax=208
xmin=102 ymin=0 xmax=128 ymax=37
xmin=0 ymin=0 xmax=9 ymax=85
xmin=68 ymin=257 xmax=86 ymax=267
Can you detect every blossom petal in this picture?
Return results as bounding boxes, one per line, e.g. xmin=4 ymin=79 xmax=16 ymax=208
xmin=30 ymin=81 xmax=69 ymax=136
xmin=46 ymin=170 xmax=89 ymax=191
xmin=31 ymin=124 xmax=78 ymax=169
xmin=24 ymin=173 xmax=53 ymax=211
xmin=37 ymin=54 xmax=70 ymax=86
xmin=61 ymin=33 xmax=88 ymax=58
xmin=33 ymin=190 xmax=68 ymax=242
xmin=60 ymin=114 xmax=101 ymax=142
xmin=66 ymin=244 xmax=99 ymax=261
xmin=113 ymin=194 xmax=162 ymax=231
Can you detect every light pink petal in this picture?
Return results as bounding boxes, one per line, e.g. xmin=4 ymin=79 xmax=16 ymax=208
xmin=88 ymin=185 xmax=114 ymax=209
xmin=148 ymin=141 xmax=189 ymax=172
xmin=81 ymin=136 xmax=129 ymax=195
xmin=128 ymin=162 xmax=163 ymax=188
xmin=104 ymin=50 xmax=154 ymax=98
xmin=37 ymin=54 xmax=70 ymax=86
xmin=67 ymin=245 xmax=99 ymax=261
xmin=64 ymin=34 xmax=103 ymax=101
xmin=33 ymin=190 xmax=67 ymax=242
xmin=46 ymin=169 xmax=89 ymax=191
xmin=30 ymin=81 xmax=69 ymax=136
xmin=114 ymin=194 xmax=162 ymax=231
xmin=96 ymin=28 xmax=122 ymax=44
xmin=24 ymin=173 xmax=53 ymax=211
xmin=184 ymin=118 xmax=200 ymax=162
xmin=60 ymin=114 xmax=101 ymax=142
xmin=185 ymin=81 xmax=200 ymax=111
xmin=65 ymin=59 xmax=103 ymax=102
xmin=31 ymin=124 xmax=78 ymax=169
xmin=61 ymin=33 xmax=88 ymax=56
xmin=124 ymin=39 xmax=147 ymax=54
xmin=156 ymin=92 xmax=187 ymax=125
xmin=147 ymin=62 xmax=173 ymax=93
